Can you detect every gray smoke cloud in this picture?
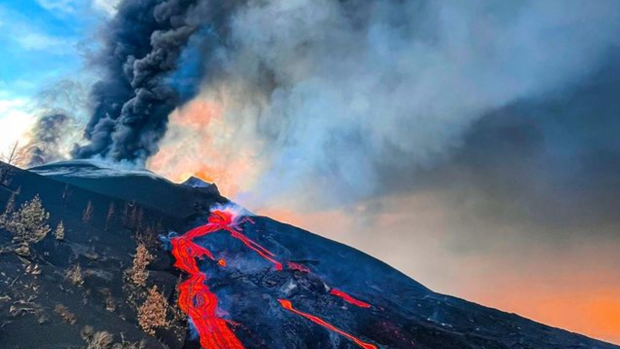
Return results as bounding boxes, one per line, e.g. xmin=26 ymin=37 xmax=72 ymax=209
xmin=73 ymin=0 xmax=212 ymax=163
xmin=21 ymin=80 xmax=88 ymax=167
xmin=77 ymin=0 xmax=620 ymax=211
xmin=146 ymin=0 xmax=620 ymax=210
xmin=28 ymin=112 xmax=72 ymax=166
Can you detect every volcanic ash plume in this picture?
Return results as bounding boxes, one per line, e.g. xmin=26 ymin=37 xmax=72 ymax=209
xmin=72 ymin=0 xmax=620 ymax=209
xmin=72 ymin=0 xmax=210 ymax=163
xmin=148 ymin=0 xmax=620 ymax=209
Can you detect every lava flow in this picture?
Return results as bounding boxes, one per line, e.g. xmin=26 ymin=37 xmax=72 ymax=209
xmin=171 ymin=214 xmax=246 ymax=349
xmin=278 ymin=299 xmax=378 ymax=349
xmin=330 ymin=289 xmax=372 ymax=308
xmin=171 ymin=206 xmax=379 ymax=349
xmin=171 ymin=208 xmax=284 ymax=349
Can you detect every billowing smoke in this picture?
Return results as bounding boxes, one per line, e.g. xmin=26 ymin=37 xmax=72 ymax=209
xmin=73 ymin=0 xmax=213 ymax=163
xmin=28 ymin=112 xmax=72 ymax=166
xmin=16 ymin=80 xmax=89 ymax=167
xmin=145 ymin=0 xmax=620 ymax=209
xmin=74 ymin=0 xmax=620 ymax=210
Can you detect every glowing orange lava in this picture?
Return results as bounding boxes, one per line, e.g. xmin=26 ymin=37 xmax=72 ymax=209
xmin=171 ymin=222 xmax=245 ymax=349
xmin=172 ymin=208 xmax=379 ymax=348
xmin=171 ymin=208 xmax=282 ymax=349
xmin=330 ymin=289 xmax=372 ymax=308
xmin=278 ymin=299 xmax=378 ymax=349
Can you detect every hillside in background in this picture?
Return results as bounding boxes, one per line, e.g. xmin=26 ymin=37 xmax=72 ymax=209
xmin=0 ymin=160 xmax=617 ymax=349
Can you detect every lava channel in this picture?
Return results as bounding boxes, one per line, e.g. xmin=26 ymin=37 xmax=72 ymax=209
xmin=278 ymin=299 xmax=378 ymax=349
xmin=330 ymin=289 xmax=372 ymax=308
xmin=171 ymin=208 xmax=283 ymax=349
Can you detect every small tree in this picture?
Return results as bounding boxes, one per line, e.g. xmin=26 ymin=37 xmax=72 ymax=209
xmin=3 ymin=195 xmax=50 ymax=255
xmin=0 ymin=190 xmax=17 ymax=227
xmin=65 ymin=264 xmax=84 ymax=286
xmin=131 ymin=244 xmax=154 ymax=287
xmin=83 ymin=201 xmax=94 ymax=223
xmin=138 ymin=286 xmax=168 ymax=335
xmin=105 ymin=202 xmax=115 ymax=231
xmin=54 ymin=221 xmax=65 ymax=240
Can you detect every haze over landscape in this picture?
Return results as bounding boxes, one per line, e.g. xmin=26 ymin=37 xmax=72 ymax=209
xmin=1 ymin=0 xmax=620 ymax=345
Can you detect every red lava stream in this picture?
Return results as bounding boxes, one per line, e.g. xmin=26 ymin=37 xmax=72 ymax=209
xmin=170 ymin=208 xmax=378 ymax=349
xmin=278 ymin=299 xmax=378 ymax=349
xmin=330 ymin=289 xmax=372 ymax=308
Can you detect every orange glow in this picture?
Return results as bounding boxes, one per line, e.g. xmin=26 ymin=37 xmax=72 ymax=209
xmin=466 ymin=279 xmax=620 ymax=345
xmin=173 ymin=99 xmax=223 ymax=127
xmin=260 ymin=204 xmax=620 ymax=345
xmin=148 ymin=95 xmax=264 ymax=197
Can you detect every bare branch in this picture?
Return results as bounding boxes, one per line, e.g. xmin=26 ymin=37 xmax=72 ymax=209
xmin=0 ymin=141 xmax=29 ymax=167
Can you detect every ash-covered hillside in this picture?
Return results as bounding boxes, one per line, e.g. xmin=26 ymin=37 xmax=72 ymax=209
xmin=0 ymin=160 xmax=617 ymax=349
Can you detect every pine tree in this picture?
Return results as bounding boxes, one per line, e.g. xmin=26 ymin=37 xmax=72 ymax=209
xmin=131 ymin=244 xmax=154 ymax=286
xmin=138 ymin=286 xmax=168 ymax=335
xmin=0 ymin=187 xmax=20 ymax=227
xmin=3 ymin=195 xmax=51 ymax=256
xmin=6 ymin=195 xmax=50 ymax=245
xmin=55 ymin=221 xmax=65 ymax=241
xmin=65 ymin=264 xmax=84 ymax=286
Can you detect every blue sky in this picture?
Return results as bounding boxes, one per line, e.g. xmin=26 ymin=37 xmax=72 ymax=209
xmin=0 ymin=0 xmax=116 ymax=151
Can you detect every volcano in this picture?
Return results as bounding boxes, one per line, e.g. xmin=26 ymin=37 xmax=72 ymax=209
xmin=0 ymin=160 xmax=616 ymax=349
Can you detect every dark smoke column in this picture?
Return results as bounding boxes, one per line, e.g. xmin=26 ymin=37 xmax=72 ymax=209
xmin=73 ymin=0 xmax=206 ymax=163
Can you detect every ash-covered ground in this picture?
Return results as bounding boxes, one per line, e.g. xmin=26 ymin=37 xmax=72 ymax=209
xmin=0 ymin=160 xmax=616 ymax=349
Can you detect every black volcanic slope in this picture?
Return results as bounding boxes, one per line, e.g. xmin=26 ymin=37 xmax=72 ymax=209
xmin=0 ymin=160 xmax=617 ymax=349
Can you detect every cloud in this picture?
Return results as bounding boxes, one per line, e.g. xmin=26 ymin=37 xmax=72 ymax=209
xmin=37 ymin=0 xmax=118 ymax=16
xmin=15 ymin=32 xmax=74 ymax=52
xmin=92 ymin=0 xmax=120 ymax=15
xmin=36 ymin=0 xmax=79 ymax=13
xmin=0 ymin=95 xmax=36 ymax=152
xmin=0 ymin=5 xmax=76 ymax=54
